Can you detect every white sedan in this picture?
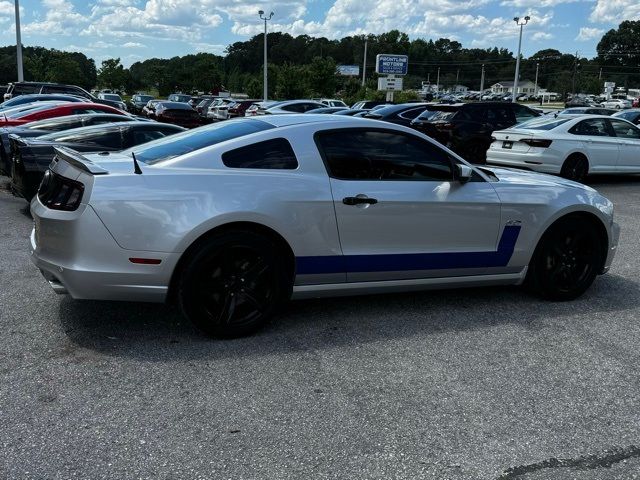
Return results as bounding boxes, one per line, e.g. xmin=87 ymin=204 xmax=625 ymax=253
xmin=487 ymin=115 xmax=640 ymax=182
xmin=29 ymin=115 xmax=618 ymax=337
xmin=600 ymin=99 xmax=632 ymax=109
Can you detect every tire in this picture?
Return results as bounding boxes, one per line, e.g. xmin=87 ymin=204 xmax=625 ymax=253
xmin=177 ymin=230 xmax=289 ymax=337
xmin=560 ymin=155 xmax=588 ymax=183
xmin=527 ymin=216 xmax=602 ymax=301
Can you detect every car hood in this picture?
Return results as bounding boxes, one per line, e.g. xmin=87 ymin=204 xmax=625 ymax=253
xmin=480 ymin=166 xmax=596 ymax=192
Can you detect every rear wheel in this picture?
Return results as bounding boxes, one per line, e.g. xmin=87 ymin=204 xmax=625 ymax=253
xmin=178 ymin=231 xmax=289 ymax=337
xmin=527 ymin=216 xmax=601 ymax=301
xmin=560 ymin=155 xmax=588 ymax=183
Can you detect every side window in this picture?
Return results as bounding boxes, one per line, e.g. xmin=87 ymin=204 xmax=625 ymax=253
xmin=84 ymin=131 xmax=123 ymax=148
xmin=485 ymin=106 xmax=516 ymax=125
xmin=15 ymin=84 xmax=40 ymax=95
xmin=513 ymin=105 xmax=538 ymax=123
xmin=609 ymin=120 xmax=640 ymax=139
xmin=222 ymin=138 xmax=298 ymax=169
xmin=315 ymin=129 xmax=454 ymax=181
xmin=398 ymin=107 xmax=425 ymax=120
xmin=569 ymin=119 xmax=612 ymax=137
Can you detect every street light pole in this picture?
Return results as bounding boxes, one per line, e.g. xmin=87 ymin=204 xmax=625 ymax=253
xmin=534 ymin=61 xmax=539 ymax=96
xmin=258 ymin=10 xmax=273 ymax=103
xmin=436 ymin=67 xmax=440 ymax=93
xmin=512 ymin=15 xmax=530 ymax=103
xmin=361 ymin=37 xmax=367 ymax=87
xmin=480 ymin=64 xmax=485 ymax=99
xmin=15 ymin=0 xmax=23 ymax=82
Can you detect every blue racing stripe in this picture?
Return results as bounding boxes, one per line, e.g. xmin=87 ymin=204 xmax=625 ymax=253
xmin=296 ymin=225 xmax=521 ymax=275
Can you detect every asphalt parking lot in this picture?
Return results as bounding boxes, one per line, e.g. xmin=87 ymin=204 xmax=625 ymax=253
xmin=1 ymin=176 xmax=640 ymax=480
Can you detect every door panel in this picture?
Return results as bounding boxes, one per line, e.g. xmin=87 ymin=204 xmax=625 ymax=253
xmin=330 ymin=179 xmax=503 ymax=282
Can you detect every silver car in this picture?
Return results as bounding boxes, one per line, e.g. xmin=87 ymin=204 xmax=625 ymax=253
xmin=30 ymin=115 xmax=619 ymax=337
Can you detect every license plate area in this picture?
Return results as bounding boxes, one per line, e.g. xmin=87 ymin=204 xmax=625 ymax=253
xmin=502 ymin=141 xmax=513 ymax=149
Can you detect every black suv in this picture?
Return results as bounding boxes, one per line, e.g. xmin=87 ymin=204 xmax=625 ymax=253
xmin=410 ymin=102 xmax=541 ymax=163
xmin=4 ymin=82 xmax=124 ymax=110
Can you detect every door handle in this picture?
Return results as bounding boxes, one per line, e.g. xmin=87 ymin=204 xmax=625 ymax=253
xmin=343 ymin=196 xmax=378 ymax=206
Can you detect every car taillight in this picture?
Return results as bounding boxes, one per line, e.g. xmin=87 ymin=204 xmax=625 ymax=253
xmin=37 ymin=170 xmax=84 ymax=211
xmin=521 ymin=139 xmax=552 ymax=148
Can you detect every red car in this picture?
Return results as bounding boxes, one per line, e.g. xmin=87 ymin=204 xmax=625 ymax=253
xmin=0 ymin=102 xmax=126 ymax=126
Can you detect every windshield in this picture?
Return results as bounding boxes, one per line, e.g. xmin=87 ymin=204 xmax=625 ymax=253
xmin=39 ymin=124 xmax=115 ymax=141
xmin=103 ymin=94 xmax=122 ymax=101
xmin=5 ymin=102 xmax=63 ymax=119
xmin=124 ymin=119 xmax=274 ymax=164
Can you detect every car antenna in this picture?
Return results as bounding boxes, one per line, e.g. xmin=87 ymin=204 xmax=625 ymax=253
xmin=132 ymin=152 xmax=142 ymax=175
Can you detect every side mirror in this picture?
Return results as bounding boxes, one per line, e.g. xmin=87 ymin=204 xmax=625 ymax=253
xmin=457 ymin=164 xmax=473 ymax=184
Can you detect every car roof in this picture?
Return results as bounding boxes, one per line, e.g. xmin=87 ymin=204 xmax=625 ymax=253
xmin=254 ymin=113 xmax=360 ymax=128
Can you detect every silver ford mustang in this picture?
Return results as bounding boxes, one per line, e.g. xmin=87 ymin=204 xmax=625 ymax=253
xmin=30 ymin=114 xmax=619 ymax=337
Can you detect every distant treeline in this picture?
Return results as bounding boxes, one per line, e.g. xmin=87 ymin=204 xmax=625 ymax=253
xmin=2 ymin=21 xmax=639 ymax=102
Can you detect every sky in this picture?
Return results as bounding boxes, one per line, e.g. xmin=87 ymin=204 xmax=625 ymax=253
xmin=3 ymin=0 xmax=639 ymax=67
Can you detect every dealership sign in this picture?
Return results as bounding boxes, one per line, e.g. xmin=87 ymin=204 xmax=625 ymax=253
xmin=375 ymin=54 xmax=408 ymax=75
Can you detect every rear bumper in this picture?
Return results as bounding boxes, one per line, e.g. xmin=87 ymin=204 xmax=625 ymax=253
xmin=29 ymin=198 xmax=178 ymax=303
xmin=486 ymin=149 xmax=562 ymax=175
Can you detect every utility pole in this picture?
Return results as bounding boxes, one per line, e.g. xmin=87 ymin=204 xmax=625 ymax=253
xmin=436 ymin=67 xmax=440 ymax=93
xmin=456 ymin=69 xmax=459 ymax=84
xmin=512 ymin=16 xmax=530 ymax=102
xmin=258 ymin=10 xmax=274 ymax=102
xmin=361 ymin=37 xmax=367 ymax=87
xmin=15 ymin=0 xmax=23 ymax=82
xmin=534 ymin=62 xmax=539 ymax=96
xmin=572 ymin=50 xmax=579 ymax=95
xmin=480 ymin=64 xmax=485 ymax=99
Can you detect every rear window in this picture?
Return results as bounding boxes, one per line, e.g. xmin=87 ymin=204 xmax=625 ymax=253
xmin=222 ymin=138 xmax=298 ymax=169
xmin=427 ymin=110 xmax=458 ymax=121
xmin=515 ymin=118 xmax=571 ymax=130
xmin=126 ymin=119 xmax=274 ymax=164
xmin=102 ymin=94 xmax=122 ymax=101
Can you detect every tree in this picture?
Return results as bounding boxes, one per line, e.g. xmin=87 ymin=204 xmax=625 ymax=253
xmin=597 ymin=21 xmax=640 ymax=87
xmin=45 ymin=54 xmax=83 ymax=85
xmin=98 ymin=58 xmax=129 ymax=91
xmin=306 ymin=56 xmax=336 ymax=96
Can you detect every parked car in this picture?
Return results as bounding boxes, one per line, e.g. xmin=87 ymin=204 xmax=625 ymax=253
xmin=128 ymin=94 xmax=155 ymax=114
xmin=0 ymin=94 xmax=89 ymax=111
xmin=29 ymin=115 xmax=618 ymax=338
xmin=96 ymin=93 xmax=127 ymax=111
xmin=0 ymin=113 xmax=144 ymax=175
xmin=0 ymin=102 xmax=126 ymax=127
xmin=600 ymin=99 xmax=632 ymax=109
xmin=317 ymin=99 xmax=348 ymax=108
xmin=363 ymin=103 xmax=432 ymax=127
xmin=244 ymin=101 xmax=280 ymax=116
xmin=332 ymin=109 xmax=371 ymax=116
xmin=632 ymin=98 xmax=639 ymax=108
xmin=3 ymin=82 xmax=125 ymax=110
xmin=612 ymin=109 xmax=640 ymax=125
xmin=154 ymin=101 xmax=200 ymax=128
xmin=486 ymin=115 xmax=640 ymax=182
xmin=10 ymin=121 xmax=185 ymax=201
xmin=207 ymin=98 xmax=234 ymax=120
xmin=410 ymin=102 xmax=541 ymax=163
xmin=305 ymin=107 xmax=349 ymax=114
xmin=351 ymin=100 xmax=389 ymax=109
xmin=143 ymin=99 xmax=161 ymax=118
xmin=558 ymin=107 xmax=617 ymax=116
xmin=167 ymin=93 xmax=192 ymax=103
xmin=258 ymin=100 xmax=326 ymax=115
xmin=227 ymin=100 xmax=260 ymax=118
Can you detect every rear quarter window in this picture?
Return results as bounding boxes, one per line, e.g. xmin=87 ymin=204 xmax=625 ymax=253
xmin=222 ymin=138 xmax=298 ymax=169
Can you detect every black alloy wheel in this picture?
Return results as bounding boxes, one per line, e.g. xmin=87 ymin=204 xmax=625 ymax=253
xmin=178 ymin=230 xmax=289 ymax=337
xmin=560 ymin=155 xmax=588 ymax=183
xmin=527 ymin=216 xmax=601 ymax=300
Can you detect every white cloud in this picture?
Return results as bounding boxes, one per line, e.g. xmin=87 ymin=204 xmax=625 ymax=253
xmin=575 ymin=26 xmax=604 ymax=41
xmin=123 ymin=42 xmax=146 ymax=48
xmin=501 ymin=0 xmax=581 ymax=6
xmin=23 ymin=0 xmax=86 ymax=35
xmin=589 ymin=0 xmax=640 ymax=23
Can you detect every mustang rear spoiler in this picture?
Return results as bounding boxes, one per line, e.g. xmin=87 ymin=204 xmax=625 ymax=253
xmin=53 ymin=146 xmax=109 ymax=175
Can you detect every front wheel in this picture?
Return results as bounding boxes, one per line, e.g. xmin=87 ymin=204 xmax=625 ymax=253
xmin=527 ymin=216 xmax=601 ymax=301
xmin=178 ymin=231 xmax=289 ymax=337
